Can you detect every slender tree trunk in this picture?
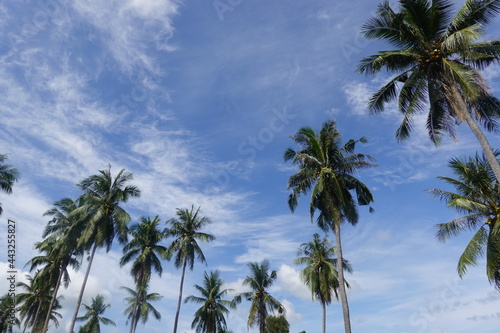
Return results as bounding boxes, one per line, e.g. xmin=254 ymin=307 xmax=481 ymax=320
xmin=172 ymin=260 xmax=187 ymax=333
xmin=129 ymin=283 xmax=141 ymax=333
xmin=334 ymin=221 xmax=351 ymax=333
xmin=30 ymin=300 xmax=42 ymax=333
xmin=42 ymin=265 xmax=63 ymax=333
xmin=448 ymin=83 xmax=500 ymax=183
xmin=68 ymin=244 xmax=97 ymax=333
xmin=322 ymin=301 xmax=326 ymax=333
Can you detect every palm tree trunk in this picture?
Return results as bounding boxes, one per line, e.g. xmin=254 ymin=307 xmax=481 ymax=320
xmin=30 ymin=300 xmax=42 ymax=333
xmin=172 ymin=260 xmax=187 ymax=333
xmin=334 ymin=221 xmax=351 ymax=333
xmin=322 ymin=300 xmax=326 ymax=333
xmin=129 ymin=283 xmax=141 ymax=333
xmin=448 ymin=83 xmax=500 ymax=183
xmin=68 ymin=244 xmax=97 ymax=333
xmin=42 ymin=264 xmax=63 ymax=333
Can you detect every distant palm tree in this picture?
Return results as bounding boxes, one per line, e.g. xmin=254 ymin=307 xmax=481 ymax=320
xmin=121 ymin=285 xmax=162 ymax=332
xmin=0 ymin=154 xmax=19 ymax=215
xmin=76 ymin=294 xmax=115 ymax=333
xmin=295 ymin=234 xmax=352 ymax=333
xmin=120 ymin=216 xmax=167 ymax=333
xmin=185 ymin=270 xmax=237 ymax=333
xmin=235 ymin=260 xmax=285 ymax=333
xmin=164 ymin=205 xmax=215 ymax=333
xmin=284 ymin=119 xmax=374 ymax=333
xmin=358 ymin=0 xmax=500 ymax=182
xmin=429 ymin=152 xmax=500 ymax=288
xmin=0 ymin=294 xmax=20 ymax=333
xmin=68 ymin=167 xmax=140 ymax=333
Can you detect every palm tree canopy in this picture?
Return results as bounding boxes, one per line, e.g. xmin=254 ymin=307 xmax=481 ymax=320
xmin=185 ymin=270 xmax=236 ymax=333
xmin=429 ymin=151 xmax=500 ymax=288
xmin=77 ymin=294 xmax=116 ymax=333
xmin=0 ymin=154 xmax=19 ymax=194
xmin=0 ymin=154 xmax=19 ymax=215
xmin=284 ymin=119 xmax=375 ymax=231
xmin=164 ymin=205 xmax=215 ymax=270
xmin=75 ymin=167 xmax=141 ymax=251
xmin=295 ymin=233 xmax=353 ymax=304
xmin=236 ymin=260 xmax=285 ymax=331
xmin=120 ymin=215 xmax=167 ymax=284
xmin=358 ymin=0 xmax=500 ymax=144
xmin=16 ymin=274 xmax=63 ymax=332
xmin=121 ymin=285 xmax=163 ymax=326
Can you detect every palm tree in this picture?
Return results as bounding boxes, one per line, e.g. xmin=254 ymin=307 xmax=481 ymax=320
xmin=121 ymin=285 xmax=162 ymax=332
xmin=76 ymin=294 xmax=116 ymax=333
xmin=120 ymin=216 xmax=167 ymax=333
xmin=0 ymin=294 xmax=20 ymax=333
xmin=68 ymin=167 xmax=140 ymax=333
xmin=164 ymin=205 xmax=216 ymax=333
xmin=26 ymin=238 xmax=81 ymax=333
xmin=429 ymin=152 xmax=500 ymax=288
xmin=29 ymin=198 xmax=84 ymax=333
xmin=294 ymin=233 xmax=353 ymax=333
xmin=284 ymin=119 xmax=375 ymax=333
xmin=357 ymin=0 xmax=500 ymax=182
xmin=235 ymin=260 xmax=285 ymax=333
xmin=0 ymin=153 xmax=19 ymax=215
xmin=185 ymin=270 xmax=237 ymax=333
xmin=16 ymin=274 xmax=62 ymax=333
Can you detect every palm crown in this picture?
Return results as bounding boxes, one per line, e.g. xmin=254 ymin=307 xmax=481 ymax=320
xmin=429 ymin=152 xmax=500 ymax=288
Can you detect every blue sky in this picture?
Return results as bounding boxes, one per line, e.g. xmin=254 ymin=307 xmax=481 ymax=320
xmin=1 ymin=0 xmax=500 ymax=332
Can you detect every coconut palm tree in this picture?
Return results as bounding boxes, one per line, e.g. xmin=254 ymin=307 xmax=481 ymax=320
xmin=235 ymin=260 xmax=285 ymax=333
xmin=16 ymin=274 xmax=62 ymax=333
xmin=284 ymin=119 xmax=375 ymax=333
xmin=429 ymin=151 xmax=500 ymax=288
xmin=68 ymin=167 xmax=141 ymax=333
xmin=0 ymin=153 xmax=19 ymax=215
xmin=120 ymin=216 xmax=167 ymax=333
xmin=0 ymin=294 xmax=20 ymax=333
xmin=357 ymin=0 xmax=500 ymax=182
xmin=76 ymin=294 xmax=115 ymax=333
xmin=26 ymin=238 xmax=81 ymax=333
xmin=164 ymin=205 xmax=215 ymax=333
xmin=185 ymin=270 xmax=237 ymax=333
xmin=121 ymin=285 xmax=162 ymax=332
xmin=29 ymin=198 xmax=84 ymax=333
xmin=294 ymin=233 xmax=353 ymax=333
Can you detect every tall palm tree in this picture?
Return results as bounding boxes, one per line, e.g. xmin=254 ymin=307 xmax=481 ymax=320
xmin=284 ymin=119 xmax=375 ymax=333
xmin=29 ymin=198 xmax=84 ymax=333
xmin=357 ymin=0 xmax=500 ymax=182
xmin=429 ymin=152 xmax=500 ymax=288
xmin=26 ymin=238 xmax=81 ymax=333
xmin=68 ymin=167 xmax=141 ymax=333
xmin=76 ymin=294 xmax=116 ymax=333
xmin=185 ymin=270 xmax=237 ymax=333
xmin=235 ymin=260 xmax=285 ymax=333
xmin=294 ymin=233 xmax=353 ymax=333
xmin=0 ymin=294 xmax=20 ymax=333
xmin=120 ymin=216 xmax=167 ymax=333
xmin=0 ymin=153 xmax=19 ymax=215
xmin=121 ymin=285 xmax=162 ymax=332
xmin=164 ymin=205 xmax=216 ymax=333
